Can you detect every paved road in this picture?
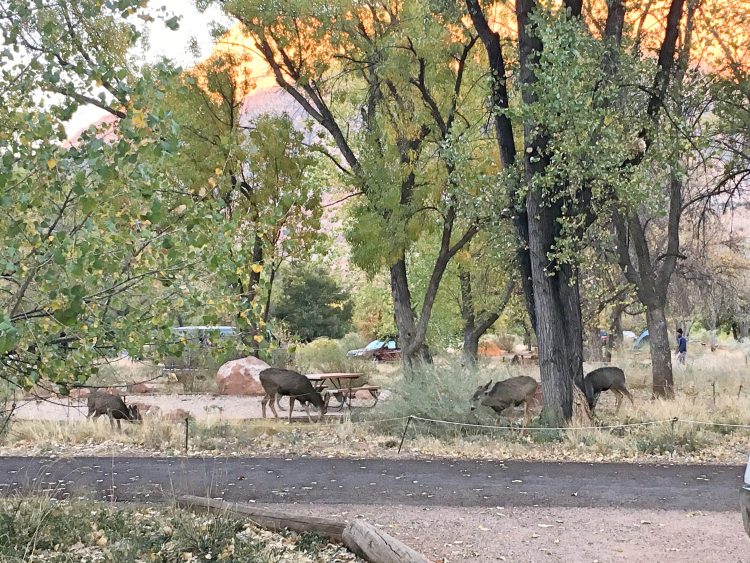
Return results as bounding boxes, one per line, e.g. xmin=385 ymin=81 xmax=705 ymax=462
xmin=0 ymin=457 xmax=743 ymax=511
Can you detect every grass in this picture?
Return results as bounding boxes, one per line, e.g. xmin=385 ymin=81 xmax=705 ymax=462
xmin=0 ymin=496 xmax=360 ymax=562
xmin=1 ymin=346 xmax=748 ymax=465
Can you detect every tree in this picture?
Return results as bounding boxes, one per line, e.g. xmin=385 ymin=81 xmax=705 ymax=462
xmin=0 ymin=0 xmax=239 ymax=390
xmin=165 ymin=50 xmax=326 ymax=352
xmin=465 ymin=0 xmax=716 ymax=416
xmin=273 ymin=267 xmax=353 ymax=342
xmin=217 ymin=0 xmax=491 ymax=368
xmin=456 ymin=233 xmax=517 ymax=366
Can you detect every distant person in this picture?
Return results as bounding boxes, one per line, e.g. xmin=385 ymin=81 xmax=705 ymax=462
xmin=676 ymin=328 xmax=687 ymax=365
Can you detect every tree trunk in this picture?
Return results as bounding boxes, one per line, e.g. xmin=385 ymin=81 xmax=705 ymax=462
xmin=585 ymin=325 xmax=603 ymax=362
xmin=527 ymin=197 xmax=580 ymax=425
xmin=390 ymin=259 xmax=432 ymax=368
xmin=462 ymin=331 xmax=480 ymax=367
xmin=740 ymin=320 xmax=749 ymax=341
xmin=646 ymin=306 xmax=674 ymax=398
xmin=245 ymin=234 xmax=264 ymax=358
xmin=609 ymin=304 xmax=625 ymax=350
xmin=458 ymin=270 xmax=512 ymax=366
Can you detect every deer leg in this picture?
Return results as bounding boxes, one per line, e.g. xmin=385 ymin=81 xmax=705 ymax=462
xmin=261 ymin=394 xmax=269 ymax=418
xmin=268 ymin=394 xmax=279 ymax=419
xmin=303 ymin=402 xmax=313 ymax=423
xmin=523 ymin=397 xmax=533 ymax=428
xmin=613 ymin=390 xmax=623 ymax=414
xmin=287 ymin=397 xmax=295 ymax=423
xmin=107 ymin=412 xmax=115 ymax=430
xmin=623 ymin=387 xmax=634 ymax=406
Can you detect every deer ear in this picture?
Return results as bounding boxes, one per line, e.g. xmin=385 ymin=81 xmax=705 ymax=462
xmin=484 ymin=380 xmax=493 ymax=389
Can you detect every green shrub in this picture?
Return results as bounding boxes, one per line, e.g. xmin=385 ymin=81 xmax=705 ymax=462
xmin=370 ymin=361 xmax=522 ymax=437
xmin=293 ymin=338 xmax=371 ymax=377
xmin=337 ymin=332 xmax=369 ymax=355
xmin=274 ymin=266 xmax=353 ymax=341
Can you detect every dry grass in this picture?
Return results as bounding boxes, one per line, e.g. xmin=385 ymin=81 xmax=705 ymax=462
xmin=1 ymin=346 xmax=747 ymax=465
xmin=0 ymin=494 xmax=360 ymax=562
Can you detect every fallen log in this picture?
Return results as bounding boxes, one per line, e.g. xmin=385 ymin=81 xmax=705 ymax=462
xmin=176 ymin=495 xmax=431 ymax=563
xmin=176 ymin=495 xmax=345 ymax=540
xmin=343 ymin=519 xmax=431 ymax=563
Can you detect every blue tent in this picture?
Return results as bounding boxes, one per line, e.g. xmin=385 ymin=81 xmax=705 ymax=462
xmin=634 ymin=330 xmax=649 ymax=350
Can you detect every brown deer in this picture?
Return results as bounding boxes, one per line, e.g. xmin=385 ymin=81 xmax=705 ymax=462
xmin=260 ymin=368 xmax=327 ymax=423
xmin=470 ymin=375 xmax=539 ymax=426
xmin=87 ymin=392 xmax=142 ymax=430
xmin=583 ymin=366 xmax=634 ymax=414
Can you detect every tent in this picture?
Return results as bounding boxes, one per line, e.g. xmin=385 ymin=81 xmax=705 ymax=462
xmin=634 ymin=330 xmax=649 ymax=350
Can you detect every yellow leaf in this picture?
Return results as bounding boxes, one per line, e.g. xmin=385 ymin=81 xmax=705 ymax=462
xmin=47 ymin=159 xmax=58 ymax=170
xmin=214 ymin=167 xmax=223 ymax=175
xmin=253 ymin=334 xmax=264 ymax=343
xmin=251 ymin=263 xmax=263 ymax=273
xmin=208 ymin=177 xmax=217 ymax=188
xmin=132 ymin=112 xmax=147 ymax=128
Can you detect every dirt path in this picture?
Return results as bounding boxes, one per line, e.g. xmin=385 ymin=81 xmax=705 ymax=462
xmin=267 ymin=503 xmax=748 ymax=563
xmin=1 ymin=456 xmax=746 ymax=562
xmin=0 ymin=457 xmax=743 ymax=511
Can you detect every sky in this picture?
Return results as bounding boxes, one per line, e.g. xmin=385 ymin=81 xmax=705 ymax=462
xmin=65 ymin=0 xmax=230 ymax=135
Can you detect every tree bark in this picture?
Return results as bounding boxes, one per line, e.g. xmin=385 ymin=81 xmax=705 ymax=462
xmin=609 ymin=303 xmax=625 ymax=350
xmin=585 ymin=325 xmax=603 ymax=362
xmin=459 ymin=270 xmax=514 ymax=366
xmin=646 ymin=305 xmax=674 ymax=398
xmin=390 ymin=259 xmax=431 ymax=368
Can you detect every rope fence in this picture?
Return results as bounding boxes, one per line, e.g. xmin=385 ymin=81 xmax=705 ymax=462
xmin=391 ymin=415 xmax=750 ymax=453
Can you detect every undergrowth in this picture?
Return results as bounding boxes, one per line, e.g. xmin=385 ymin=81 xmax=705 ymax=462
xmin=0 ymin=496 xmax=356 ymax=562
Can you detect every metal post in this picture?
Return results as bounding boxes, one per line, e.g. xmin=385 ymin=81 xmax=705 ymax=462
xmin=670 ymin=417 xmax=678 ymax=434
xmin=184 ymin=417 xmax=189 ymax=453
xmin=711 ymin=381 xmax=716 ymax=405
xmin=397 ymin=416 xmax=414 ymax=454
xmin=738 ymin=385 xmax=743 ymax=399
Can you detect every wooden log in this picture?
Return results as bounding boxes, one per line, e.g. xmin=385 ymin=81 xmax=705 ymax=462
xmin=343 ymin=520 xmax=431 ymax=563
xmin=176 ymin=495 xmax=345 ymax=541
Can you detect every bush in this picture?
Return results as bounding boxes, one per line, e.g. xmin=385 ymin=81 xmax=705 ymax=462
xmin=274 ymin=266 xmax=353 ymax=341
xmin=370 ymin=361 xmax=523 ymax=437
xmin=0 ymin=498 xmax=352 ymax=561
xmin=293 ymin=338 xmax=371 ymax=376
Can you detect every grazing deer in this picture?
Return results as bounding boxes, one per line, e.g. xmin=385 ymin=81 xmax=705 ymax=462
xmin=87 ymin=392 xmax=142 ymax=430
xmin=583 ymin=366 xmax=634 ymax=414
xmin=260 ymin=368 xmax=327 ymax=423
xmin=470 ymin=375 xmax=539 ymax=426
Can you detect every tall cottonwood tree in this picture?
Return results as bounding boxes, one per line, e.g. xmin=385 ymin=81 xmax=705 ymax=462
xmin=217 ymin=0 xmax=492 ymax=367
xmin=466 ymin=0 xmax=693 ymax=417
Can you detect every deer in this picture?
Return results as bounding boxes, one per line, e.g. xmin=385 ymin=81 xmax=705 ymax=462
xmin=86 ymin=391 xmax=142 ymax=430
xmin=470 ymin=375 xmax=539 ymax=426
xmin=259 ymin=368 xmax=327 ymax=423
xmin=583 ymin=366 xmax=634 ymax=414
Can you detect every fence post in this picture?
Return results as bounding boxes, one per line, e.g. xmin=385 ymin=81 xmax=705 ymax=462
xmin=184 ymin=417 xmax=189 ymax=453
xmin=670 ymin=417 xmax=678 ymax=435
xmin=711 ymin=381 xmax=716 ymax=405
xmin=738 ymin=385 xmax=743 ymax=399
xmin=397 ymin=416 xmax=414 ymax=454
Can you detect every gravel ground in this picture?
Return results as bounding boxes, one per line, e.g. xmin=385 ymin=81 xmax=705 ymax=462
xmin=260 ymin=503 xmax=749 ymax=563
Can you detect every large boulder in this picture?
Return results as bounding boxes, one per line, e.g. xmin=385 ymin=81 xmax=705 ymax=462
xmin=215 ymin=356 xmax=270 ymax=395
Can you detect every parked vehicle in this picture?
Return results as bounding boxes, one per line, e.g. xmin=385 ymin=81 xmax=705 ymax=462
xmin=742 ymin=453 xmax=750 ymax=538
xmin=346 ymin=337 xmax=401 ymax=362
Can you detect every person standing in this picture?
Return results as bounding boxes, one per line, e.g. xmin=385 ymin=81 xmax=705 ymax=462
xmin=676 ymin=328 xmax=687 ymax=365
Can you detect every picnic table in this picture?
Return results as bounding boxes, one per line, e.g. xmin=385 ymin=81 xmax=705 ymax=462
xmin=306 ymin=373 xmax=363 ymax=410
